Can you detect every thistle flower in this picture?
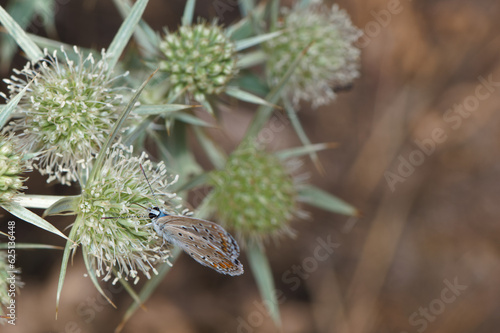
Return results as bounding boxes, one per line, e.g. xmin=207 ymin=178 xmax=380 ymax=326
xmin=0 ymin=135 xmax=27 ymax=205
xmin=0 ymin=251 xmax=23 ymax=322
xmin=75 ymin=145 xmax=185 ymax=283
xmin=209 ymin=143 xmax=301 ymax=245
xmin=1 ymin=47 xmax=129 ymax=185
xmin=158 ymin=22 xmax=238 ymax=103
xmin=265 ymin=3 xmax=362 ymax=107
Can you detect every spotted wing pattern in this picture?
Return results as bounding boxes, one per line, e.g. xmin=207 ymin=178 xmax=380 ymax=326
xmin=153 ymin=215 xmax=244 ymax=276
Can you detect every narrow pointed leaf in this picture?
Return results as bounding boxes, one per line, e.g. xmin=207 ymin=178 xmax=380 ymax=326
xmin=247 ymin=241 xmax=281 ymax=327
xmin=225 ymin=86 xmax=277 ymax=108
xmin=298 ymin=185 xmax=358 ymax=217
xmin=192 ymin=126 xmax=227 ymax=169
xmin=283 ymin=97 xmax=325 ymax=173
xmin=243 ymin=43 xmax=311 ymax=140
xmin=276 ymin=143 xmax=338 ymax=160
xmin=133 ymin=104 xmax=194 ymax=116
xmin=239 ymin=0 xmax=255 ymax=17
xmin=173 ymin=112 xmax=214 ymax=127
xmin=55 ymin=217 xmax=80 ymax=318
xmin=82 ymin=247 xmax=116 ymax=308
xmin=199 ymin=98 xmax=215 ymax=116
xmin=1 ymin=202 xmax=69 ymax=240
xmin=0 ymin=5 xmax=43 ymax=62
xmin=14 ymin=194 xmax=67 ymax=210
xmin=88 ymin=69 xmax=157 ymax=185
xmin=115 ymin=248 xmax=181 ymax=333
xmin=107 ymin=0 xmax=149 ymax=70
xmin=234 ymin=30 xmax=281 ymax=51
xmin=237 ymin=50 xmax=268 ymax=69
xmin=0 ymin=1 xmax=37 ymax=71
xmin=181 ymin=0 xmax=196 ymax=26
xmin=113 ymin=0 xmax=157 ymax=55
xmin=0 ymin=243 xmax=63 ymax=250
xmin=42 ymin=195 xmax=80 ymax=217
xmin=0 ymin=72 xmax=34 ymax=128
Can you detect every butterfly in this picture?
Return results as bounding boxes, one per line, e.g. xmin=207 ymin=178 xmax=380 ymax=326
xmin=145 ymin=206 xmax=244 ymax=276
xmin=103 ymin=164 xmax=243 ymax=276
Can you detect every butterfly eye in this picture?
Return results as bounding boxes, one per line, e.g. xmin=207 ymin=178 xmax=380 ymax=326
xmin=149 ymin=207 xmax=161 ymax=219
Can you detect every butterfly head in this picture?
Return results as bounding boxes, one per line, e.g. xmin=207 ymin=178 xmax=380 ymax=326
xmin=148 ymin=206 xmax=169 ymax=220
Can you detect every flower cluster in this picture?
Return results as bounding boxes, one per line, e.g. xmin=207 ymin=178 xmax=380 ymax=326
xmin=0 ymin=135 xmax=26 ymax=205
xmin=210 ymin=143 xmax=299 ymax=245
xmin=75 ymin=145 xmax=184 ymax=283
xmin=1 ymin=47 xmax=128 ymax=185
xmin=159 ymin=23 xmax=238 ymax=102
xmin=265 ymin=3 xmax=362 ymax=107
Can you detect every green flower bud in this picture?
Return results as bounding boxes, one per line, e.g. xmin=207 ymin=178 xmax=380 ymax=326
xmin=159 ymin=23 xmax=238 ymax=102
xmin=209 ymin=144 xmax=298 ymax=245
xmin=0 ymin=136 xmax=26 ymax=205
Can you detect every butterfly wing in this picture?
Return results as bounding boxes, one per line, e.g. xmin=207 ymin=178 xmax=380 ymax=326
xmin=154 ymin=215 xmax=244 ymax=276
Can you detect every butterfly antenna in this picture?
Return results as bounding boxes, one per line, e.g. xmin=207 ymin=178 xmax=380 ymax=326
xmin=140 ymin=163 xmax=161 ymax=208
xmin=101 ymin=215 xmax=146 ymax=220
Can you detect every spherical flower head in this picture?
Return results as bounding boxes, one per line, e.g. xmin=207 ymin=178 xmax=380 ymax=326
xmin=265 ymin=3 xmax=362 ymax=108
xmin=0 ymin=251 xmax=23 ymax=320
xmin=209 ymin=143 xmax=298 ymax=245
xmin=1 ymin=46 xmax=129 ymax=185
xmin=0 ymin=135 xmax=27 ymax=205
xmin=159 ymin=22 xmax=238 ymax=102
xmin=75 ymin=145 xmax=185 ymax=283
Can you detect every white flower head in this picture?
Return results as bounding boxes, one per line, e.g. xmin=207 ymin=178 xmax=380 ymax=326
xmin=266 ymin=3 xmax=362 ymax=108
xmin=2 ymin=46 xmax=130 ymax=185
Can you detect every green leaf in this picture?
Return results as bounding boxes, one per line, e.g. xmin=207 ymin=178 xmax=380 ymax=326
xmin=247 ymin=241 xmax=281 ymax=327
xmin=182 ymin=0 xmax=196 ymax=26
xmin=82 ymin=247 xmax=117 ymax=308
xmin=192 ymin=126 xmax=227 ymax=170
xmin=133 ymin=104 xmax=195 ymax=116
xmin=14 ymin=194 xmax=67 ymax=210
xmin=0 ymin=243 xmax=63 ymax=250
xmin=1 ymin=201 xmax=69 ymax=241
xmin=283 ymin=97 xmax=326 ymax=173
xmin=239 ymin=0 xmax=255 ymax=17
xmin=115 ymin=248 xmax=181 ymax=333
xmin=42 ymin=195 xmax=80 ymax=217
xmin=237 ymin=50 xmax=267 ymax=69
xmin=113 ymin=0 xmax=158 ymax=56
xmin=0 ymin=71 xmax=34 ymax=128
xmin=226 ymin=17 xmax=253 ymax=40
xmin=55 ymin=216 xmax=81 ymax=318
xmin=298 ymin=185 xmax=359 ymax=217
xmin=0 ymin=5 xmax=43 ymax=62
xmin=107 ymin=0 xmax=149 ymax=70
xmin=225 ymin=86 xmax=277 ymax=108
xmin=235 ymin=72 xmax=269 ymax=97
xmin=173 ymin=112 xmax=214 ymax=127
xmin=275 ymin=143 xmax=338 ymax=160
xmin=88 ymin=69 xmax=157 ymax=185
xmin=234 ymin=30 xmax=281 ymax=51
xmin=243 ymin=43 xmax=311 ymax=140
xmin=0 ymin=1 xmax=37 ymax=71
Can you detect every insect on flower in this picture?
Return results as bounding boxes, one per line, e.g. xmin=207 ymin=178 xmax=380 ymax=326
xmin=104 ymin=165 xmax=244 ymax=276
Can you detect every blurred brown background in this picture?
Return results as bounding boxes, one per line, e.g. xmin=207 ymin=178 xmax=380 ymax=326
xmin=2 ymin=0 xmax=500 ymax=332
